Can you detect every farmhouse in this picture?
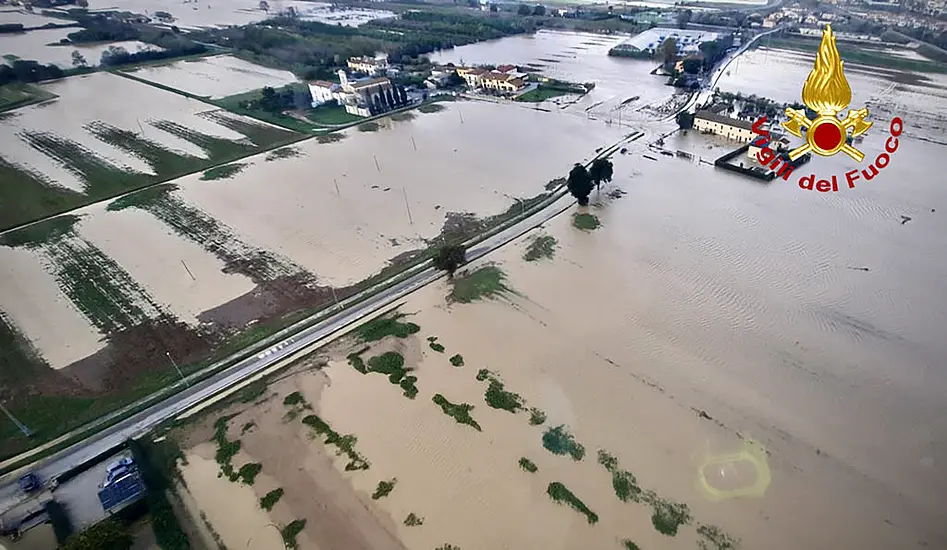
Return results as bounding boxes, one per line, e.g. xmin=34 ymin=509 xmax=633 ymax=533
xmin=693 ymin=110 xmax=756 ymax=142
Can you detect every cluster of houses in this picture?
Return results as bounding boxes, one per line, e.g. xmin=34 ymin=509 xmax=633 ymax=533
xmin=454 ymin=65 xmax=529 ymax=94
xmin=307 ymin=53 xmax=401 ymax=117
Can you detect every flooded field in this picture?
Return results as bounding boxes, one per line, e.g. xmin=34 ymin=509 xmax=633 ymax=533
xmin=163 ymin=31 xmax=947 ymax=550
xmin=84 ymin=0 xmax=391 ymax=30
xmin=0 ymin=27 xmax=160 ymax=67
xmin=123 ymin=54 xmax=299 ymax=99
xmin=0 ymin=70 xmax=300 ymax=227
xmin=431 ymin=30 xmax=685 ymax=125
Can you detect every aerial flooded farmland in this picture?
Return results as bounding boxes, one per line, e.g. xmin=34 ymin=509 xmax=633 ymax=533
xmin=1 ymin=7 xmax=947 ymax=549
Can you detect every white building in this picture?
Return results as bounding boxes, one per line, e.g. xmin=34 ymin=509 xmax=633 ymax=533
xmin=693 ymin=110 xmax=756 ymax=142
xmin=308 ymin=80 xmax=343 ymax=107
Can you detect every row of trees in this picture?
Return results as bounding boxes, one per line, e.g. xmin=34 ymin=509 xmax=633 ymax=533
xmin=567 ymin=158 xmax=614 ymax=206
xmin=99 ymin=43 xmax=207 ymax=67
xmin=0 ymin=59 xmax=65 ymax=85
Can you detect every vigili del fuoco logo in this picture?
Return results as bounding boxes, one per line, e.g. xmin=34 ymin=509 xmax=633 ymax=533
xmin=750 ymin=24 xmax=903 ymax=192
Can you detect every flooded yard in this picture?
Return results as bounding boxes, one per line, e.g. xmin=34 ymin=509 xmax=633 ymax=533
xmin=123 ymin=54 xmax=299 ymax=99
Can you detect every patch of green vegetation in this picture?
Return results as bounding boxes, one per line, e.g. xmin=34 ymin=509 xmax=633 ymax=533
xmin=432 ymin=394 xmax=481 ymax=431
xmin=357 ymin=313 xmax=420 ymax=341
xmin=528 ymin=408 xmax=546 ymax=426
xmin=476 ymin=369 xmax=492 ymax=381
xmin=418 ymin=103 xmax=446 ymax=113
xmin=547 ymin=482 xmax=598 ymax=525
xmin=363 ymin=351 xmax=418 ymax=398
xmin=648 ymin=497 xmax=692 ymax=536
xmin=0 ymin=83 xmax=56 ymax=113
xmin=238 ymin=380 xmax=267 ymax=403
xmin=280 ymin=519 xmax=306 ymax=550
xmin=371 ymin=478 xmax=397 ymax=500
xmin=306 ymin=104 xmax=364 ymax=125
xmin=390 ymin=111 xmax=416 ymax=122
xmin=0 ymin=157 xmax=83 ymax=234
xmin=347 ymin=349 xmax=369 ymax=374
xmin=697 ymin=524 xmax=739 ymax=550
xmin=283 ymin=392 xmax=305 ymax=406
xmin=301 ymin=414 xmax=370 ymax=471
xmin=200 ymin=163 xmax=247 ymax=181
xmin=428 ymin=336 xmax=446 ymax=353
xmin=518 ymin=457 xmax=538 ymax=473
xmin=265 ymin=146 xmax=302 ymax=161
xmin=449 ymin=265 xmax=515 ymax=304
xmin=0 ymin=316 xmax=46 ymax=388
xmin=516 ymin=86 xmax=572 ymax=103
xmin=236 ymin=462 xmax=262 ymax=485
xmin=241 ymin=421 xmax=255 ymax=435
xmin=151 ymin=119 xmax=258 ymax=160
xmin=523 ymin=234 xmax=557 ymax=261
xmin=612 ymin=469 xmax=643 ymax=503
xmin=212 ymin=415 xmax=242 ymax=480
xmin=597 ymin=450 xmax=643 ymax=503
xmin=573 ymin=212 xmax=600 ymax=231
xmin=436 ymin=546 xmax=460 ymax=550
xmin=542 ymin=425 xmax=585 ymax=461
xmin=483 ymin=376 xmax=524 ymax=413
xmin=86 ymin=120 xmax=207 ymax=177
xmin=358 ymin=121 xmax=381 ymax=132
xmin=316 ymin=132 xmax=346 ymax=144
xmin=260 ymin=488 xmax=284 ymax=511
xmin=403 ymin=513 xmax=424 ymax=526
xmin=449 ymin=354 xmax=464 ymax=367
xmin=621 ymin=540 xmax=641 ymax=550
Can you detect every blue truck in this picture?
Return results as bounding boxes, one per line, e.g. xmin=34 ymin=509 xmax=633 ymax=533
xmin=97 ymin=459 xmax=146 ymax=514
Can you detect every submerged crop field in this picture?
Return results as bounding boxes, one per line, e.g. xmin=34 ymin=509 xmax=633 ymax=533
xmin=0 ymin=71 xmax=302 ymax=231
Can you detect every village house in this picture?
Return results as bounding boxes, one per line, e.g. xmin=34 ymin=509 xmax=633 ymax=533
xmin=748 ymin=133 xmax=790 ymax=160
xmin=456 ymin=66 xmax=527 ymax=95
xmin=693 ymin=110 xmax=756 ymax=142
xmin=347 ymin=54 xmax=389 ymax=76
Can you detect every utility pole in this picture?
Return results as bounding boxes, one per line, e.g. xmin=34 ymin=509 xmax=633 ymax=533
xmin=0 ymin=402 xmax=33 ymax=437
xmin=330 ymin=287 xmax=340 ymax=309
xmin=181 ymin=260 xmax=195 ymax=281
xmin=334 ymin=178 xmax=340 ymax=196
xmin=402 ymin=186 xmax=413 ymax=225
xmin=374 ymin=154 xmax=381 ymax=171
xmin=166 ymin=351 xmax=189 ymax=388
xmin=411 ymin=135 xmax=417 ymax=151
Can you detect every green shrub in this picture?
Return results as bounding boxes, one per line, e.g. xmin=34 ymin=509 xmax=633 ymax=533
xmin=260 ymin=488 xmax=284 ymax=511
xmin=518 ymin=457 xmax=538 ymax=473
xmin=542 ymin=425 xmax=585 ymax=461
xmin=432 ymin=394 xmax=481 ymax=431
xmin=403 ymin=513 xmax=424 ymax=526
xmin=371 ymin=478 xmax=397 ymax=499
xmin=547 ymin=482 xmax=598 ymax=524
xmin=357 ymin=314 xmax=420 ymax=341
xmin=280 ymin=519 xmax=306 ymax=549
xmin=283 ymin=392 xmax=305 ymax=406
xmin=528 ymin=408 xmax=546 ymax=425
xmin=484 ymin=378 xmax=523 ymax=413
xmin=236 ymin=462 xmax=262 ymax=485
xmin=449 ymin=354 xmax=464 ymax=367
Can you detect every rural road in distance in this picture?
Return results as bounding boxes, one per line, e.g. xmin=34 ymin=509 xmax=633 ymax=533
xmin=0 ymin=179 xmax=604 ymax=512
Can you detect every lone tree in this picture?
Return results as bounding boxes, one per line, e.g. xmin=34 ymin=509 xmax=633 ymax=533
xmin=567 ymin=163 xmax=594 ymax=206
xmin=676 ymin=111 xmax=694 ymax=129
xmin=434 ymin=244 xmax=466 ymax=278
xmin=589 ymin=158 xmax=613 ymax=192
